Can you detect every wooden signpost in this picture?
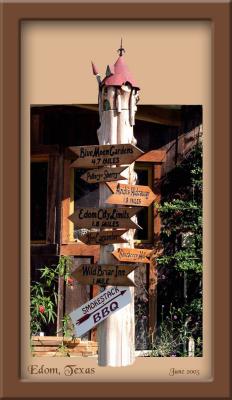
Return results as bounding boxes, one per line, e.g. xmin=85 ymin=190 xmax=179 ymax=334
xmin=106 ymin=182 xmax=156 ymax=207
xmin=68 ymin=47 xmax=149 ymax=366
xmin=77 ymin=229 xmax=128 ymax=245
xmin=112 ymin=248 xmax=152 ymax=263
xmin=69 ymin=144 xmax=143 ymax=169
xmin=69 ymin=287 xmax=132 ymax=338
xmin=68 ymin=207 xmax=142 ymax=229
xmin=81 ymin=166 xmax=127 ymax=184
xmin=72 ymin=263 xmax=137 ymax=286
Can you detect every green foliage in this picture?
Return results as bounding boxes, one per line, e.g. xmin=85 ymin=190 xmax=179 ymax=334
xmin=55 ymin=314 xmax=76 ymax=357
xmin=153 ymin=142 xmax=203 ymax=356
xmin=156 ymin=143 xmax=202 ymax=274
xmin=157 ymin=249 xmax=202 ymax=273
xmin=30 ymin=255 xmax=73 ymax=336
xmin=155 ymin=199 xmax=201 ymax=235
xmin=150 ymin=303 xmax=202 ymax=357
xmin=57 ymin=314 xmax=75 ymax=339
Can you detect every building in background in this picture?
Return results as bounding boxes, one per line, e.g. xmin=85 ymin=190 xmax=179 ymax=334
xmin=30 ymin=103 xmax=202 ymax=353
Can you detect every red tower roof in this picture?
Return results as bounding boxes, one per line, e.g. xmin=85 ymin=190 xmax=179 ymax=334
xmin=102 ymin=54 xmax=139 ymax=89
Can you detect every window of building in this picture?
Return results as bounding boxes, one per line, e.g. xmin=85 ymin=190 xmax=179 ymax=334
xmin=31 ymin=160 xmax=48 ymax=242
xmin=69 ymin=168 xmax=99 ymax=241
xmin=134 ymin=164 xmax=153 ymax=243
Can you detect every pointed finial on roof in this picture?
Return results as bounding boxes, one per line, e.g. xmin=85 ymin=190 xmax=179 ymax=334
xmin=91 ymin=61 xmax=99 ymax=76
xmin=91 ymin=61 xmax=101 ymax=84
xmin=117 ymin=38 xmax=125 ymax=57
xmin=106 ymin=65 xmax=114 ymax=77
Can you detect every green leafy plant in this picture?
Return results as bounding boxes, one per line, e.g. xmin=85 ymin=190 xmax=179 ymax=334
xmin=30 ymin=282 xmax=57 ymax=335
xmin=55 ymin=314 xmax=77 ymax=357
xmin=152 ymin=142 xmax=203 ymax=356
xmin=150 ymin=303 xmax=202 ymax=357
xmin=30 ymin=256 xmax=73 ymax=336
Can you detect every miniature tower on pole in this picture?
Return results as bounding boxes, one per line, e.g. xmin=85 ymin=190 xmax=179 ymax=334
xmin=92 ymin=41 xmax=140 ymax=366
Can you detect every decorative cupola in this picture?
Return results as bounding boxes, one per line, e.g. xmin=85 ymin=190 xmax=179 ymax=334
xmin=101 ymin=40 xmax=140 ymax=90
xmin=92 ymin=40 xmax=140 ymax=144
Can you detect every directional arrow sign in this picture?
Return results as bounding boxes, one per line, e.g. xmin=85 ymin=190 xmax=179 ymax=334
xmin=72 ymin=263 xmax=136 ymax=286
xmin=68 ymin=207 xmax=142 ymax=230
xmin=81 ymin=166 xmax=127 ymax=184
xmin=69 ymin=144 xmax=144 ymax=169
xmin=69 ymin=286 xmax=132 ymax=337
xmin=112 ymin=248 xmax=152 ymax=263
xmin=106 ymin=182 xmax=156 ymax=207
xmin=78 ymin=229 xmax=128 ymax=245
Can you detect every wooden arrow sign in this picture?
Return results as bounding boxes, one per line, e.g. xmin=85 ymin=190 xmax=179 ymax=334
xmin=69 ymin=144 xmax=144 ymax=169
xmin=112 ymin=248 xmax=152 ymax=263
xmin=69 ymin=286 xmax=132 ymax=337
xmin=68 ymin=207 xmax=142 ymax=230
xmin=72 ymin=263 xmax=137 ymax=286
xmin=106 ymin=182 xmax=156 ymax=207
xmin=78 ymin=229 xmax=128 ymax=245
xmin=81 ymin=166 xmax=127 ymax=184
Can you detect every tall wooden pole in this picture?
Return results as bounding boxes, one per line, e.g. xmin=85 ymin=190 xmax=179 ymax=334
xmin=94 ymin=50 xmax=139 ymax=366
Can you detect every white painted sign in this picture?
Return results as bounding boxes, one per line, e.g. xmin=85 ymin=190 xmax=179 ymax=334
xmin=69 ymin=286 xmax=132 ymax=338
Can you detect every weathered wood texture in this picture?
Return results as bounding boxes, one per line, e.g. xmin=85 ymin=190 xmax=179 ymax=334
xmin=160 ymin=125 xmax=202 ymax=176
xmin=76 ymin=229 xmax=128 ymax=246
xmin=65 ymin=257 xmax=92 ymax=340
xmin=56 ymin=155 xmax=64 ymax=245
xmin=31 ymin=336 xmax=98 ymax=357
xmin=61 ymin=158 xmax=71 ymax=244
xmin=113 ymin=248 xmax=152 ymax=263
xmin=60 ymin=161 xmax=94 ymax=336
xmin=31 ymin=244 xmax=59 ymax=255
xmin=72 ymin=264 xmax=137 ymax=287
xmin=60 ymin=244 xmax=100 ymax=260
xmin=69 ymin=144 xmax=143 ymax=168
xmin=106 ymin=182 xmax=156 ymax=207
xmin=136 ymin=150 xmax=166 ymax=163
xmin=68 ymin=207 xmax=141 ymax=230
xmin=135 ymin=105 xmax=181 ymax=126
xmin=46 ymin=155 xmax=59 ymax=243
xmin=60 ymin=160 xmax=100 ymax=340
xmin=148 ymin=163 xmax=163 ymax=338
xmin=81 ymin=166 xmax=127 ymax=184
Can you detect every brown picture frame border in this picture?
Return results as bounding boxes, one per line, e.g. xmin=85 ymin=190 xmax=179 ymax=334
xmin=0 ymin=2 xmax=231 ymax=399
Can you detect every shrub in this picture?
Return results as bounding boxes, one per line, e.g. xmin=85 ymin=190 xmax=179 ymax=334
xmin=30 ymin=255 xmax=72 ymax=336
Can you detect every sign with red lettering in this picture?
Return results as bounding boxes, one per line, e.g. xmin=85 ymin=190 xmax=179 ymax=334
xmin=68 ymin=207 xmax=142 ymax=229
xmin=72 ymin=263 xmax=136 ymax=286
xmin=78 ymin=229 xmax=128 ymax=245
xmin=112 ymin=248 xmax=152 ymax=263
xmin=69 ymin=287 xmax=132 ymax=337
xmin=106 ymin=182 xmax=156 ymax=207
xmin=81 ymin=166 xmax=127 ymax=184
xmin=69 ymin=144 xmax=143 ymax=168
